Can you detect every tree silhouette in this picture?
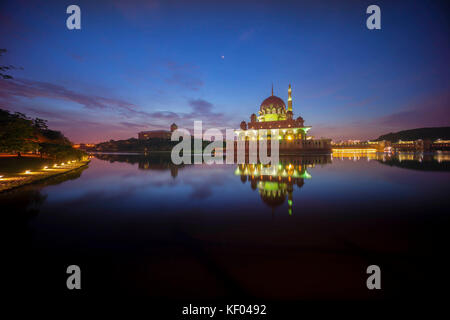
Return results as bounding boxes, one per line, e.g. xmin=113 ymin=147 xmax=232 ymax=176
xmin=0 ymin=108 xmax=83 ymax=159
xmin=0 ymin=109 xmax=37 ymax=155
xmin=0 ymin=49 xmax=21 ymax=79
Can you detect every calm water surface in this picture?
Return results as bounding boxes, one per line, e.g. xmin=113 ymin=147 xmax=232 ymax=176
xmin=4 ymin=152 xmax=450 ymax=302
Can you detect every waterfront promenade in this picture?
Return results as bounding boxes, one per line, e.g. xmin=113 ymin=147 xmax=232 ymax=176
xmin=0 ymin=159 xmax=90 ymax=193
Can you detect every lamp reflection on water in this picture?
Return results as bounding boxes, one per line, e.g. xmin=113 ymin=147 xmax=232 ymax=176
xmin=235 ymin=155 xmax=331 ymax=215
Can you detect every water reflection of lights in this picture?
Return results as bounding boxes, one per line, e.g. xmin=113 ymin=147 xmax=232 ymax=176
xmin=234 ymin=156 xmax=332 ymax=215
xmin=434 ymin=152 xmax=450 ymax=163
xmin=234 ymin=163 xmax=314 ymax=180
xmin=331 ymin=151 xmax=450 ymax=166
xmin=332 ymin=150 xmax=380 ymax=160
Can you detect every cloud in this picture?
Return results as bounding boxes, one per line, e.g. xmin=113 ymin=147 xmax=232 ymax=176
xmin=148 ymin=111 xmax=180 ymax=120
xmin=165 ymin=61 xmax=203 ymax=91
xmin=239 ymin=28 xmax=255 ymax=41
xmin=119 ymin=122 xmax=149 ymax=128
xmin=313 ymin=90 xmax=450 ymax=141
xmin=112 ymin=0 xmax=160 ymax=21
xmin=377 ymin=91 xmax=450 ymax=128
xmin=183 ymin=98 xmax=235 ymax=129
xmin=339 ymin=97 xmax=377 ymax=110
xmin=0 ymin=78 xmax=139 ymax=113
xmin=0 ymin=77 xmax=239 ymax=142
xmin=68 ymin=52 xmax=85 ymax=63
xmin=188 ymin=99 xmax=213 ymax=113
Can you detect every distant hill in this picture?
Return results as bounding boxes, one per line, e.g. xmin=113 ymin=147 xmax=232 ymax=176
xmin=374 ymin=127 xmax=450 ymax=142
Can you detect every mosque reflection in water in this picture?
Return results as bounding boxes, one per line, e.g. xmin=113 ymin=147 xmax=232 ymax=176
xmin=94 ymin=152 xmax=449 ymax=214
xmin=235 ymin=155 xmax=332 ymax=215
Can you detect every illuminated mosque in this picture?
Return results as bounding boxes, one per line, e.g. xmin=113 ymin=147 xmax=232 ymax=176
xmin=235 ymin=84 xmax=331 ymax=153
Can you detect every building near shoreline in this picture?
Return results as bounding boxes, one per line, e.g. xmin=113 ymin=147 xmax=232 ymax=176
xmin=138 ymin=123 xmax=178 ymax=140
xmin=331 ymin=139 xmax=450 ymax=153
xmin=332 ymin=140 xmax=386 ymax=153
xmin=235 ymin=85 xmax=331 ymax=153
xmin=391 ymin=139 xmax=450 ymax=152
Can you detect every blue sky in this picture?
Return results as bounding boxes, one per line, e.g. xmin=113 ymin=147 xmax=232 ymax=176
xmin=0 ymin=0 xmax=448 ymax=142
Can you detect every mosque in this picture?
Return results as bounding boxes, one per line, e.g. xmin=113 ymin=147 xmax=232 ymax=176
xmin=235 ymin=84 xmax=331 ymax=153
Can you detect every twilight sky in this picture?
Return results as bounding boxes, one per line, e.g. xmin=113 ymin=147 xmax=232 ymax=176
xmin=0 ymin=0 xmax=449 ymax=143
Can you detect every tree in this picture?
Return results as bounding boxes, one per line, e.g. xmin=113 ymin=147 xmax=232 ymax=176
xmin=33 ymin=118 xmax=48 ymax=130
xmin=0 ymin=108 xmax=86 ymax=159
xmin=39 ymin=142 xmax=84 ymax=160
xmin=0 ymin=109 xmax=37 ymax=155
xmin=0 ymin=49 xmax=21 ymax=79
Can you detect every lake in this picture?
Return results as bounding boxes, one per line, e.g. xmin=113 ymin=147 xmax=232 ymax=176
xmin=3 ymin=152 xmax=449 ymax=306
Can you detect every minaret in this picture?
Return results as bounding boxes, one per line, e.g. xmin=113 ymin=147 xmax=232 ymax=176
xmin=288 ymin=193 xmax=293 ymax=216
xmin=271 ymin=83 xmax=274 ymax=96
xmin=288 ymin=84 xmax=292 ymax=112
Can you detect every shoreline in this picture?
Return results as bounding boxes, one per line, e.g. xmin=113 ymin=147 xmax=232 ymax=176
xmin=0 ymin=160 xmax=90 ymax=193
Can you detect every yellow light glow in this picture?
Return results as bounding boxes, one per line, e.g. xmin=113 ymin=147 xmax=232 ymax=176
xmin=332 ymin=148 xmax=377 ymax=153
xmin=25 ymin=170 xmax=31 ymax=174
xmin=53 ymin=164 xmax=58 ymax=167
xmin=43 ymin=166 xmax=48 ymax=170
xmin=287 ymin=135 xmax=293 ymax=141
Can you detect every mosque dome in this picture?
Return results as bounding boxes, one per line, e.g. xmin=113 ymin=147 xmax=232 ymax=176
xmin=260 ymin=96 xmax=286 ymax=114
xmin=258 ymin=181 xmax=287 ymax=207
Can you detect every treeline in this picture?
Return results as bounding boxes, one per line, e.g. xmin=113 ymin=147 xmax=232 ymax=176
xmin=0 ymin=108 xmax=85 ymax=160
